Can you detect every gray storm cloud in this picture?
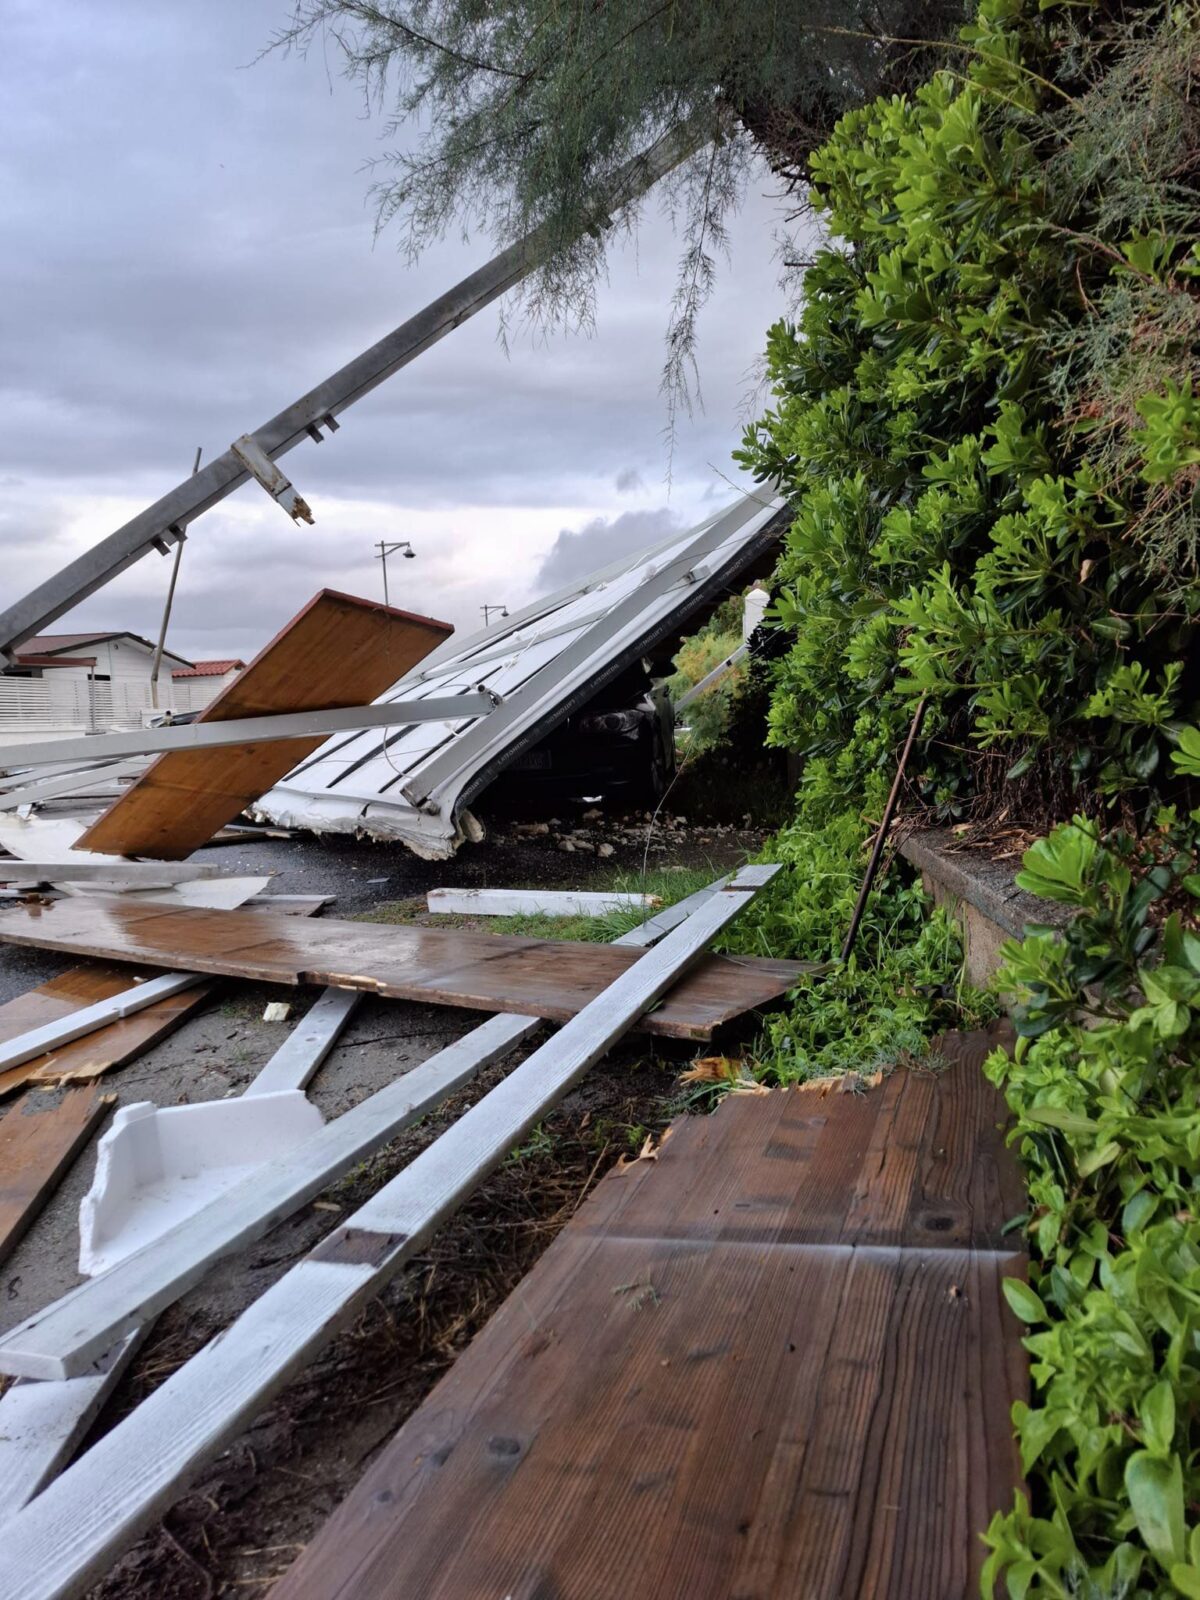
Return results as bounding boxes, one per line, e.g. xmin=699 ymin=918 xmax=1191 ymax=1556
xmin=1 ymin=1 xmax=800 ymax=658
xmin=535 ymin=508 xmax=685 ymax=592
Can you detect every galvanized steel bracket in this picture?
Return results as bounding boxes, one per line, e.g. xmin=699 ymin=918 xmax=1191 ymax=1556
xmin=230 ymin=434 xmax=315 ymax=525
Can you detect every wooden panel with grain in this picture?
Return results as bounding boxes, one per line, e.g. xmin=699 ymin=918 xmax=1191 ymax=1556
xmin=270 ymin=1030 xmax=1027 ymax=1600
xmin=79 ymin=590 xmax=453 ymax=858
xmin=0 ymin=1089 xmax=113 ymax=1268
xmin=0 ymin=898 xmax=809 ymax=1041
xmin=0 ymin=964 xmax=216 ymax=1099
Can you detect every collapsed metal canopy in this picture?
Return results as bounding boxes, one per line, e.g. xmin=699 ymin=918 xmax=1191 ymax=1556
xmin=253 ymin=492 xmax=789 ymax=858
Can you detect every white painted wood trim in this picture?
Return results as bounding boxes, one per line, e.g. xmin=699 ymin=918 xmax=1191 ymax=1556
xmin=0 ymin=868 xmax=773 ymax=1600
xmin=0 ymin=862 xmax=232 ymax=887
xmin=0 ymin=1332 xmax=145 ymax=1522
xmin=426 ymin=888 xmax=658 ymax=918
xmin=244 ymin=989 xmax=362 ymax=1097
xmin=0 ymin=1013 xmax=542 ymax=1380
xmin=0 ymin=973 xmax=205 ymax=1077
xmin=0 ymin=696 xmax=496 ymax=771
xmin=0 ymin=874 xmax=741 ymax=1381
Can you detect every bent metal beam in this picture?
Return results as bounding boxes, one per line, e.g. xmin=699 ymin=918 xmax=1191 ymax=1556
xmin=0 ymin=126 xmax=699 ymax=659
xmin=0 ymin=696 xmax=495 ymax=771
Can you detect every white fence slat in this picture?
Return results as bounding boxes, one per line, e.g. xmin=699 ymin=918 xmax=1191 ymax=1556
xmin=0 ymin=1333 xmax=145 ymax=1521
xmin=244 ymin=989 xmax=362 ymax=1097
xmin=0 ymin=973 xmax=206 ymax=1077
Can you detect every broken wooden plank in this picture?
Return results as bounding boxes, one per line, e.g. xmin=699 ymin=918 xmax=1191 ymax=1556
xmin=426 ymin=887 xmax=659 ymax=917
xmin=270 ymin=1029 xmax=1026 ymax=1600
xmin=0 ymin=869 xmax=773 ymax=1599
xmin=79 ymin=590 xmax=454 ymax=859
xmin=0 ymin=967 xmax=217 ymax=1100
xmin=0 ymin=896 xmax=807 ymax=1041
xmin=0 ymin=973 xmax=205 ymax=1078
xmin=0 ymin=1089 xmax=114 ymax=1269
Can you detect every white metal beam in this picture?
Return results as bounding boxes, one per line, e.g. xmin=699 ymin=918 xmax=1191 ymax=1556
xmin=0 ymin=696 xmax=496 ymax=770
xmin=0 ymin=762 xmax=147 ymax=812
xmin=0 ymin=128 xmax=698 ymax=659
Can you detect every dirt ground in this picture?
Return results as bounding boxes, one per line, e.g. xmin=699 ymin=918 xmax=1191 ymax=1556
xmin=0 ymin=807 xmax=769 ymax=1598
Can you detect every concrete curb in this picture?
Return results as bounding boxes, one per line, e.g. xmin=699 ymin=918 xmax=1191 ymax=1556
xmin=899 ymin=829 xmax=1071 ymax=986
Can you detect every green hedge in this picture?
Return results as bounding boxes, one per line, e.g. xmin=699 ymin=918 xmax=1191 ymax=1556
xmin=738 ymin=0 xmax=1200 ymax=827
xmin=984 ymin=814 xmax=1200 ymax=1594
xmin=734 ymin=0 xmax=1200 ymax=1588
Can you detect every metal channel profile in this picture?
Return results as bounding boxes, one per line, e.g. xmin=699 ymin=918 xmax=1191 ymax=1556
xmin=0 ymin=696 xmax=495 ymax=770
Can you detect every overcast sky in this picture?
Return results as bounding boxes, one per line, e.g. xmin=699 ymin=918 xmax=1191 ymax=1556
xmin=2 ymin=1 xmax=801 ymax=664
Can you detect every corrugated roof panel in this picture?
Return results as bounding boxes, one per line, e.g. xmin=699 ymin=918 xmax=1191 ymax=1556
xmin=254 ymin=492 xmax=788 ymax=856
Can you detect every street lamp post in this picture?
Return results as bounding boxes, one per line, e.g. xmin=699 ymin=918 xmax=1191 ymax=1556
xmin=375 ymin=540 xmax=415 ymax=610
xmin=480 ymin=604 xmax=509 ymax=626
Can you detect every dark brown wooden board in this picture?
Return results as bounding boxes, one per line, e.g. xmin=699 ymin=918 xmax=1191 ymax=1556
xmin=270 ymin=1031 xmax=1027 ymax=1600
xmin=0 ymin=898 xmax=810 ymax=1042
xmin=79 ymin=589 xmax=453 ymax=859
xmin=0 ymin=1087 xmax=113 ymax=1267
xmin=0 ymin=963 xmax=217 ymax=1098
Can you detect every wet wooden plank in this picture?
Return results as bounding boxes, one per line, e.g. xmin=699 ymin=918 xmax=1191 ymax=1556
xmin=79 ymin=590 xmax=452 ymax=859
xmin=0 ymin=965 xmax=216 ymax=1099
xmin=0 ymin=898 xmax=808 ymax=1041
xmin=270 ymin=1031 xmax=1027 ymax=1600
xmin=0 ymin=1089 xmax=113 ymax=1268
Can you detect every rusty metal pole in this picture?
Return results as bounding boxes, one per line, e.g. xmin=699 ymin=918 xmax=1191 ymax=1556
xmin=839 ymin=693 xmax=929 ymax=964
xmin=149 ymin=448 xmax=201 ymax=711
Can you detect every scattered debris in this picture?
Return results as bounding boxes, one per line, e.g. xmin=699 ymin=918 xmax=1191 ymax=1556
xmin=262 ymin=1002 xmax=292 ymax=1024
xmin=611 ymin=1276 xmax=661 ymax=1310
xmin=79 ymin=590 xmax=454 ymax=860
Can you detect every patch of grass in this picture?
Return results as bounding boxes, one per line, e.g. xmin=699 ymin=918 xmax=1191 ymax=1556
xmin=353 ymin=896 xmax=425 ymax=926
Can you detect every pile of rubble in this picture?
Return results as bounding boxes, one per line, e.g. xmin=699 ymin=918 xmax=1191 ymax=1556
xmin=509 ymin=809 xmax=762 ymax=858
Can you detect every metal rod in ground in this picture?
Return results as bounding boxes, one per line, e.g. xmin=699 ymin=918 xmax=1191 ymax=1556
xmin=839 ymin=693 xmax=929 ymax=965
xmin=149 ymin=447 xmax=201 ymax=710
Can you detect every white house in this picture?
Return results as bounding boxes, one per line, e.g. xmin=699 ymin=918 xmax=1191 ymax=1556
xmin=0 ymin=630 xmax=195 ymax=744
xmin=170 ymin=658 xmax=246 ymax=713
